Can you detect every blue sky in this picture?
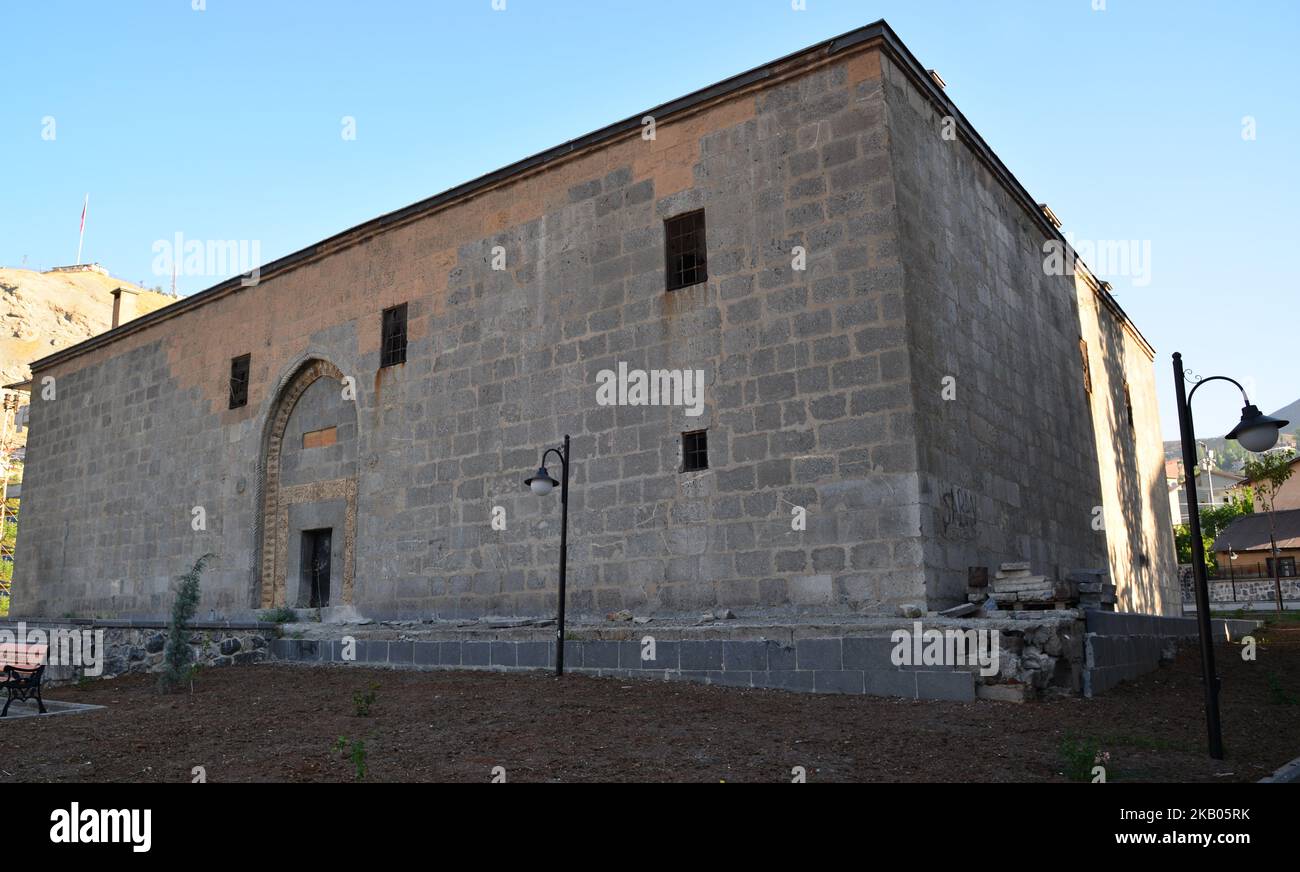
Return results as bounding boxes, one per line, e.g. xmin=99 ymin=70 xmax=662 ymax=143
xmin=2 ymin=0 xmax=1296 ymax=440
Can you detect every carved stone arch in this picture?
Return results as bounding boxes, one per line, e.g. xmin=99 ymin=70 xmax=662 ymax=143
xmin=254 ymin=357 xmax=358 ymax=609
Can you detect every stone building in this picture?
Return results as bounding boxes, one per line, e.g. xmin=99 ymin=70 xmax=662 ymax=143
xmin=13 ymin=21 xmax=1178 ymax=624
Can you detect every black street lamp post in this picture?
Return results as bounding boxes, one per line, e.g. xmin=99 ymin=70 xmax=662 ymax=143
xmin=1172 ymin=352 xmax=1287 ymax=760
xmin=524 ymin=434 xmax=570 ymax=677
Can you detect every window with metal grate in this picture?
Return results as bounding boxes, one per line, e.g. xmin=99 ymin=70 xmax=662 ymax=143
xmin=229 ymin=353 xmax=250 ymax=409
xmin=682 ymin=429 xmax=709 ymax=472
xmin=381 ymin=303 xmax=408 ymax=368
xmin=665 ymin=210 xmax=707 ymax=291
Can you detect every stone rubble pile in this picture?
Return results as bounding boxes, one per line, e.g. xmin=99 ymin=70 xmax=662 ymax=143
xmin=989 ymin=562 xmax=1076 ymax=607
xmin=1067 ymin=569 xmax=1116 ymax=610
xmin=965 ymin=562 xmax=1115 ymax=612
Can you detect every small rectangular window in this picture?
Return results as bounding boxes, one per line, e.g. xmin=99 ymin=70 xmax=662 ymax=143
xmin=665 ymin=210 xmax=707 ymax=291
xmin=1078 ymin=338 xmax=1092 ymax=395
xmin=1123 ymin=381 xmax=1135 ymax=431
xmin=681 ymin=430 xmax=708 ymax=472
xmin=381 ymin=303 xmax=408 ymax=368
xmin=229 ymin=354 xmax=250 ymax=409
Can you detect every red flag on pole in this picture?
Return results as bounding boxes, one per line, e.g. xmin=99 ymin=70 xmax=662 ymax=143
xmin=76 ymin=193 xmax=88 ymax=264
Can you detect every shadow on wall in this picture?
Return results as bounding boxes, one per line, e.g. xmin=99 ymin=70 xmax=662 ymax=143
xmin=1092 ymin=302 xmax=1173 ymax=614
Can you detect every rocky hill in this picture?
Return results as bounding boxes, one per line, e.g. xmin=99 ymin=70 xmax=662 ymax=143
xmin=1163 ymin=404 xmax=1299 ymax=473
xmin=0 ymin=264 xmax=176 ymax=388
xmin=1269 ymin=397 xmax=1300 ymax=438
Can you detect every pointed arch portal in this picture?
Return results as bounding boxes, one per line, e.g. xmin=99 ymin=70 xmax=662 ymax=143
xmin=256 ymin=358 xmax=358 ymax=609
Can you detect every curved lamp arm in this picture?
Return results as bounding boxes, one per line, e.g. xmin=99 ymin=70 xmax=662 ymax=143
xmin=1185 ymin=373 xmax=1251 ymax=407
xmin=541 ymin=445 xmax=567 ymax=471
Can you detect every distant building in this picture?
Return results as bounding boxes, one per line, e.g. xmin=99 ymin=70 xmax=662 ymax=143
xmin=1165 ymin=458 xmax=1246 ymax=525
xmin=1213 ymin=509 xmax=1300 ymax=580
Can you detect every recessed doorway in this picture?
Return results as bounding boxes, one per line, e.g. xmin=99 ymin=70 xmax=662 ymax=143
xmin=301 ymin=529 xmax=332 ymax=608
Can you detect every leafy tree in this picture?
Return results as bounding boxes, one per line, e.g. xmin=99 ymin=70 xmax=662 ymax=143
xmin=1244 ymin=448 xmax=1297 ymax=612
xmin=1175 ymin=492 xmax=1254 ymax=573
xmin=158 ymin=553 xmax=215 ymax=693
xmin=1245 ymin=448 xmax=1297 ymax=510
xmin=0 ymin=499 xmax=14 ymax=617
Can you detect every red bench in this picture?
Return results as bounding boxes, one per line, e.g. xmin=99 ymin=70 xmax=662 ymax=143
xmin=0 ymin=643 xmax=48 ymax=716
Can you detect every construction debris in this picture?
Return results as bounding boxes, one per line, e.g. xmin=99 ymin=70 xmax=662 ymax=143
xmin=939 ymin=602 xmax=979 ymax=618
xmin=1068 ymin=569 xmax=1116 ymax=610
xmin=990 ymin=563 xmax=1076 ymax=609
xmin=962 ymin=562 xmax=1115 ymax=612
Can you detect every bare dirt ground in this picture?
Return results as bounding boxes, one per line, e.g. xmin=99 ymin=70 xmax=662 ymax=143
xmin=2 ymin=626 xmax=1297 ymax=783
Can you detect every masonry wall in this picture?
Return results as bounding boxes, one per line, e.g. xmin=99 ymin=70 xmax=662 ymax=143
xmin=15 ymin=38 xmax=1175 ymax=625
xmin=1198 ymin=575 xmax=1300 ymax=604
xmin=15 ymin=46 xmax=933 ymax=622
xmin=1082 ymin=610 xmax=1258 ymax=696
xmin=1076 ymin=280 xmax=1180 ymax=615
xmin=879 ymin=56 xmax=1108 ymax=607
xmin=17 ymin=340 xmax=241 ymax=617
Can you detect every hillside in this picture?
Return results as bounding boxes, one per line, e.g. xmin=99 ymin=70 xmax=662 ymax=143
xmin=0 ymin=265 xmax=176 ymax=388
xmin=1270 ymin=397 xmax=1300 ymax=437
xmin=1163 ymin=397 xmax=1299 ymax=473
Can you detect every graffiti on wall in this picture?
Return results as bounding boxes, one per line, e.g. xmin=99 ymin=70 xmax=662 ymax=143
xmin=940 ymin=484 xmax=978 ymax=541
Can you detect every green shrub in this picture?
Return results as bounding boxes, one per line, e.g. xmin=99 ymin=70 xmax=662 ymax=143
xmin=353 ymin=684 xmax=378 ymax=717
xmin=334 ymin=736 xmax=368 ymax=780
xmin=259 ymin=605 xmax=297 ymax=624
xmin=158 ymin=554 xmax=215 ymax=694
xmin=1059 ymin=735 xmax=1110 ymax=782
xmin=1267 ymin=672 xmax=1298 ymax=706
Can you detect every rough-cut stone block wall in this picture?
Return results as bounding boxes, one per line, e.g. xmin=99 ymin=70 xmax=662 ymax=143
xmin=1075 ymin=276 xmax=1179 ymax=615
xmin=16 ymin=342 xmax=245 ymax=617
xmin=280 ymin=376 xmax=358 ymax=489
xmin=1200 ymin=578 xmax=1300 ymax=604
xmin=15 ymin=36 xmax=1174 ymax=625
xmin=2 ymin=621 xmax=275 ymax=684
xmin=16 ymin=46 xmax=930 ymax=622
xmin=880 ymin=55 xmax=1109 ymax=607
xmin=14 ymin=610 xmax=1253 ymax=701
xmin=1082 ymin=610 xmax=1258 ymax=696
xmin=265 ymin=616 xmax=1090 ymax=702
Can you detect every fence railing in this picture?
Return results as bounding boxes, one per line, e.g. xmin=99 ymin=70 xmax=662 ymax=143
xmin=1211 ymin=563 xmax=1297 ymax=581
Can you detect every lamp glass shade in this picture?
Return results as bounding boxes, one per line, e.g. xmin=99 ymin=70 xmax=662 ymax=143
xmin=1236 ymin=425 xmax=1279 ymax=453
xmin=525 ymin=467 xmax=558 ymax=495
xmin=1227 ymin=404 xmax=1288 ymax=453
